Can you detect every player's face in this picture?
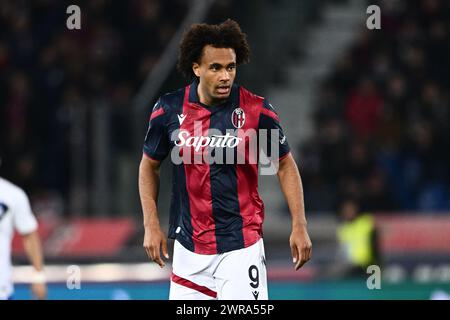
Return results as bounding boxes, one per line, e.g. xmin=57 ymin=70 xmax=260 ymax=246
xmin=193 ymin=45 xmax=236 ymax=105
xmin=340 ymin=201 xmax=358 ymax=221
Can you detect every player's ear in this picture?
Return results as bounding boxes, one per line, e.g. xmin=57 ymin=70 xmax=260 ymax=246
xmin=192 ymin=62 xmax=201 ymax=77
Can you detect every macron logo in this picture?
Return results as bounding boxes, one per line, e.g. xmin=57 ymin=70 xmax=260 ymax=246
xmin=177 ymin=114 xmax=187 ymax=125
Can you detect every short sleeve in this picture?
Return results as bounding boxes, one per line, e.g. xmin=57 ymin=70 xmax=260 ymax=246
xmin=258 ymin=100 xmax=291 ymax=160
xmin=13 ymin=189 xmax=38 ymax=235
xmin=143 ymin=98 xmax=170 ymax=161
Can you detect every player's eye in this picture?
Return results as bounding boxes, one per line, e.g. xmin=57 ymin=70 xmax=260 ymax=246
xmin=227 ymin=65 xmax=236 ymax=71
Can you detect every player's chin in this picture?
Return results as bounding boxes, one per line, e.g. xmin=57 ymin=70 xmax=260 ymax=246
xmin=214 ymin=90 xmax=231 ymax=99
xmin=214 ymin=94 xmax=231 ymax=100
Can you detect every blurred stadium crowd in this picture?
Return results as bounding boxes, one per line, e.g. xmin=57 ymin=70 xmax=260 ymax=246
xmin=0 ymin=0 xmax=188 ymax=215
xmin=0 ymin=0 xmax=449 ymax=218
xmin=300 ymin=0 xmax=450 ymax=213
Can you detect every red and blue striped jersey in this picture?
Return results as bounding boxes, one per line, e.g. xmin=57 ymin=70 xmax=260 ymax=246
xmin=143 ymin=80 xmax=290 ymax=254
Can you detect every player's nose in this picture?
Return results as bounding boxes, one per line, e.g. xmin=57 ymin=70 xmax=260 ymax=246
xmin=219 ymin=69 xmax=231 ymax=82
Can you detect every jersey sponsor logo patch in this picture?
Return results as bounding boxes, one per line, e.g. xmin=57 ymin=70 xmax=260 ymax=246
xmin=177 ymin=113 xmax=187 ymax=125
xmin=231 ymin=107 xmax=245 ymax=129
xmin=175 ymin=130 xmax=242 ymax=152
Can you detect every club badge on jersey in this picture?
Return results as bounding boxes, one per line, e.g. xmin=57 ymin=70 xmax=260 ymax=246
xmin=231 ymin=107 xmax=245 ymax=129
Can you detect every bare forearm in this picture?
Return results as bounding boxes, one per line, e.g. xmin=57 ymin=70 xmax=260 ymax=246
xmin=277 ymin=154 xmax=307 ymax=227
xmin=22 ymin=231 xmax=44 ymax=271
xmin=139 ymin=155 xmax=169 ymax=266
xmin=277 ymin=154 xmax=312 ymax=269
xmin=139 ymin=156 xmax=162 ymax=228
xmin=23 ymin=231 xmax=47 ymax=299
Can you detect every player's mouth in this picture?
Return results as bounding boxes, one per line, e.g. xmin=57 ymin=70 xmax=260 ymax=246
xmin=216 ymin=85 xmax=230 ymax=95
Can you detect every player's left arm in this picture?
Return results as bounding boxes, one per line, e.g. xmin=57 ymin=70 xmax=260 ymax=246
xmin=22 ymin=231 xmax=47 ymax=299
xmin=13 ymin=190 xmax=47 ymax=299
xmin=277 ymin=153 xmax=312 ymax=270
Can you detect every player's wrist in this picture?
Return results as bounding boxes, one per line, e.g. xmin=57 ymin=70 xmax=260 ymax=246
xmin=31 ymin=270 xmax=46 ymax=284
xmin=144 ymin=219 xmax=162 ymax=230
xmin=292 ymin=220 xmax=308 ymax=230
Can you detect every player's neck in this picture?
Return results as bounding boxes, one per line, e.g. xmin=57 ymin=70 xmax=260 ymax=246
xmin=197 ymin=87 xmax=213 ymax=107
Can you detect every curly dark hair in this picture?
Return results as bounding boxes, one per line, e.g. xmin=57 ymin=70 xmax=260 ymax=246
xmin=177 ymin=19 xmax=251 ymax=79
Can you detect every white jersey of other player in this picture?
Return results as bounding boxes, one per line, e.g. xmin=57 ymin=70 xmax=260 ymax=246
xmin=0 ymin=177 xmax=38 ymax=299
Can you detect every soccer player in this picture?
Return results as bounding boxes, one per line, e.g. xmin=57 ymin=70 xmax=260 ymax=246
xmin=139 ymin=19 xmax=311 ymax=300
xmin=0 ymin=167 xmax=47 ymax=300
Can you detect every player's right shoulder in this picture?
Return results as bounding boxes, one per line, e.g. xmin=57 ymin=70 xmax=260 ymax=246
xmin=0 ymin=177 xmax=28 ymax=202
xmin=156 ymin=87 xmax=185 ymax=114
xmin=149 ymin=86 xmax=186 ymax=124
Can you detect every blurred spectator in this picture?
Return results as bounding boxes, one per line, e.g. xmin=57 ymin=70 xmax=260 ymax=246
xmin=336 ymin=198 xmax=380 ymax=277
xmin=345 ymin=78 xmax=384 ymax=140
xmin=363 ymin=168 xmax=397 ymax=212
xmin=300 ymin=0 xmax=450 ymax=212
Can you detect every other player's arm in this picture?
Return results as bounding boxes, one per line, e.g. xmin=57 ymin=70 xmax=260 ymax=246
xmin=277 ymin=153 xmax=312 ymax=270
xmin=14 ymin=190 xmax=47 ymax=299
xmin=22 ymin=231 xmax=47 ymax=299
xmin=139 ymin=154 xmax=169 ymax=268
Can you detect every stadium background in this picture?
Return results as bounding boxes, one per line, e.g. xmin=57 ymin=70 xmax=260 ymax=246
xmin=1 ymin=0 xmax=449 ymax=299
